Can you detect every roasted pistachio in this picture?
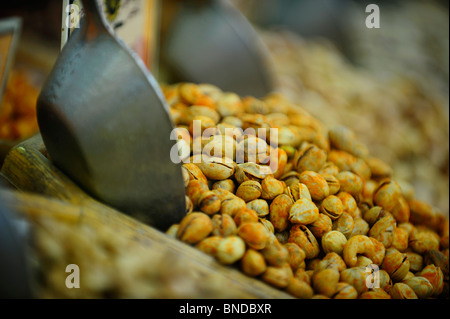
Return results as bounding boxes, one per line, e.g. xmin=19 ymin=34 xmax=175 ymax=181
xmin=390 ymin=283 xmax=418 ymax=299
xmin=391 ymin=227 xmax=409 ymax=252
xmin=220 ymin=196 xmax=247 ymax=217
xmin=261 ymin=239 xmax=289 ymax=266
xmin=233 ymin=207 xmax=259 ymax=226
xmin=417 ymin=264 xmax=444 ymax=296
xmin=289 ymin=198 xmax=320 ymax=225
xmin=216 ymin=236 xmax=246 ymax=265
xmin=269 ymin=194 xmax=294 ymax=232
xmin=308 ymin=214 xmax=333 ymax=238
xmin=288 ymin=225 xmax=320 ymax=259
xmin=285 ymin=278 xmax=314 ymax=299
xmin=211 ymin=214 xmax=237 ymax=237
xmin=293 ymin=142 xmax=327 ymax=173
xmin=198 ymin=191 xmax=221 ymax=215
xmin=285 ymin=242 xmax=306 ymax=271
xmin=238 ymin=222 xmax=271 ymax=250
xmin=321 ymin=174 xmax=341 ymax=195
xmin=196 ymin=157 xmax=236 ymax=180
xmin=359 ymin=289 xmax=392 ymax=299
xmin=349 ymin=218 xmax=370 ymax=238
xmin=336 ymin=192 xmax=358 ymax=218
xmin=236 ymin=180 xmax=262 ymax=202
xmin=332 ymin=213 xmax=355 ymax=239
xmin=186 ymin=180 xmax=209 ymax=207
xmin=261 ymin=176 xmax=285 ymax=200
xmin=333 ymin=282 xmax=358 ymax=299
xmin=240 ymin=249 xmax=267 ymax=277
xmin=409 ymin=228 xmax=440 ymax=254
xmin=322 ymin=231 xmax=348 ymax=255
xmin=319 ymin=195 xmax=344 ymax=220
xmin=312 ymin=268 xmax=340 ymax=298
xmin=299 ymin=171 xmax=330 ymax=201
xmin=317 ymin=252 xmax=347 ymax=272
xmin=177 ymin=212 xmax=213 ymax=244
xmin=196 ymin=236 xmax=223 ymax=257
xmin=381 ymin=252 xmax=410 ymax=282
xmin=246 ymin=199 xmax=270 ymax=218
xmin=212 ymin=179 xmax=235 ymax=193
xmin=340 ymin=267 xmax=369 ymax=295
xmin=403 ymin=276 xmax=434 ymax=299
xmin=336 ymin=171 xmax=363 ymax=198
xmin=261 ymin=264 xmax=294 ymax=288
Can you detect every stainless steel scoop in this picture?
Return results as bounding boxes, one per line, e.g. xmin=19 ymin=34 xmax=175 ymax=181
xmin=36 ymin=0 xmax=185 ymax=230
xmin=161 ymin=0 xmax=274 ymax=98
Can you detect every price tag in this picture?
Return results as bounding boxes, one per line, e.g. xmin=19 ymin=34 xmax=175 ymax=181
xmin=0 ymin=17 xmax=21 ymax=105
xmin=61 ymin=0 xmax=160 ymax=73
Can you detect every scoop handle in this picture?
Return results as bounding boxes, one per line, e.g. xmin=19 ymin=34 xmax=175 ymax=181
xmin=81 ymin=0 xmax=109 ymax=34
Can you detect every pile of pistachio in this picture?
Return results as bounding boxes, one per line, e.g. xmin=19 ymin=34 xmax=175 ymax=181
xmin=163 ymin=83 xmax=449 ymax=299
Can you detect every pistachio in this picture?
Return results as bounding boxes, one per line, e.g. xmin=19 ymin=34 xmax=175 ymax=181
xmin=293 ymin=142 xmax=327 ymax=173
xmin=211 ymin=214 xmax=238 ymax=237
xmin=336 ymin=171 xmax=363 ymax=198
xmin=288 ymin=225 xmax=320 ymax=259
xmin=299 ymin=171 xmax=330 ymax=201
xmin=212 ymin=179 xmax=236 ymax=193
xmin=289 ymin=181 xmax=312 ymax=202
xmin=333 ymin=282 xmax=358 ymax=299
xmin=319 ymin=195 xmax=344 ymax=220
xmin=403 ymin=276 xmax=434 ymax=299
xmin=312 ymin=268 xmax=340 ymax=298
xmin=269 ymin=194 xmax=294 ymax=232
xmin=332 ymin=213 xmax=355 ymax=239
xmin=285 ymin=278 xmax=314 ymax=299
xmin=198 ymin=191 xmax=221 ymax=215
xmin=340 ymin=267 xmax=369 ymax=295
xmin=233 ymin=207 xmax=259 ymax=226
xmin=381 ymin=252 xmax=410 ymax=282
xmin=261 ymin=239 xmax=289 ymax=266
xmin=417 ymin=264 xmax=444 ymax=296
xmin=289 ymin=198 xmax=320 ymax=225
xmin=235 ymin=162 xmax=271 ymax=184
xmin=186 ymin=180 xmax=209 ymax=207
xmin=390 ymin=283 xmax=418 ymax=299
xmin=366 ymin=157 xmax=393 ymax=179
xmin=220 ymin=196 xmax=247 ymax=216
xmin=238 ymin=222 xmax=271 ymax=250
xmin=336 ymin=192 xmax=358 ymax=218
xmin=182 ymin=163 xmax=208 ymax=185
xmin=177 ymin=212 xmax=213 ymax=244
xmin=405 ymin=252 xmax=424 ymax=273
xmin=240 ymin=249 xmax=267 ymax=277
xmin=308 ymin=214 xmax=333 ymax=239
xmin=246 ymin=199 xmax=270 ymax=218
xmin=359 ymin=290 xmax=392 ymax=299
xmin=196 ymin=156 xmax=236 ymax=181
xmin=236 ymin=180 xmax=262 ymax=202
xmin=285 ymin=243 xmax=306 ymax=272
xmin=261 ymin=264 xmax=294 ymax=289
xmin=391 ymin=227 xmax=409 ymax=252
xmin=409 ymin=228 xmax=440 ymax=254
xmin=196 ymin=236 xmax=223 ymax=257
xmin=216 ymin=236 xmax=246 ymax=265
xmin=261 ymin=176 xmax=285 ymax=200
xmin=322 ymin=231 xmax=348 ymax=255
xmin=321 ymin=174 xmax=341 ymax=195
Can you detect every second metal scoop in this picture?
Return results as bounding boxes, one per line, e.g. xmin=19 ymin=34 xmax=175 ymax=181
xmin=36 ymin=1 xmax=185 ymax=230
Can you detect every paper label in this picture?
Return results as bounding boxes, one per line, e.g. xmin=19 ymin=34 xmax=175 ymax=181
xmin=61 ymin=0 xmax=159 ymax=72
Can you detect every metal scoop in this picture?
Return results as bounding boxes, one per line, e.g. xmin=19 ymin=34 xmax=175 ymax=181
xmin=161 ymin=0 xmax=274 ymax=98
xmin=36 ymin=0 xmax=185 ymax=230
